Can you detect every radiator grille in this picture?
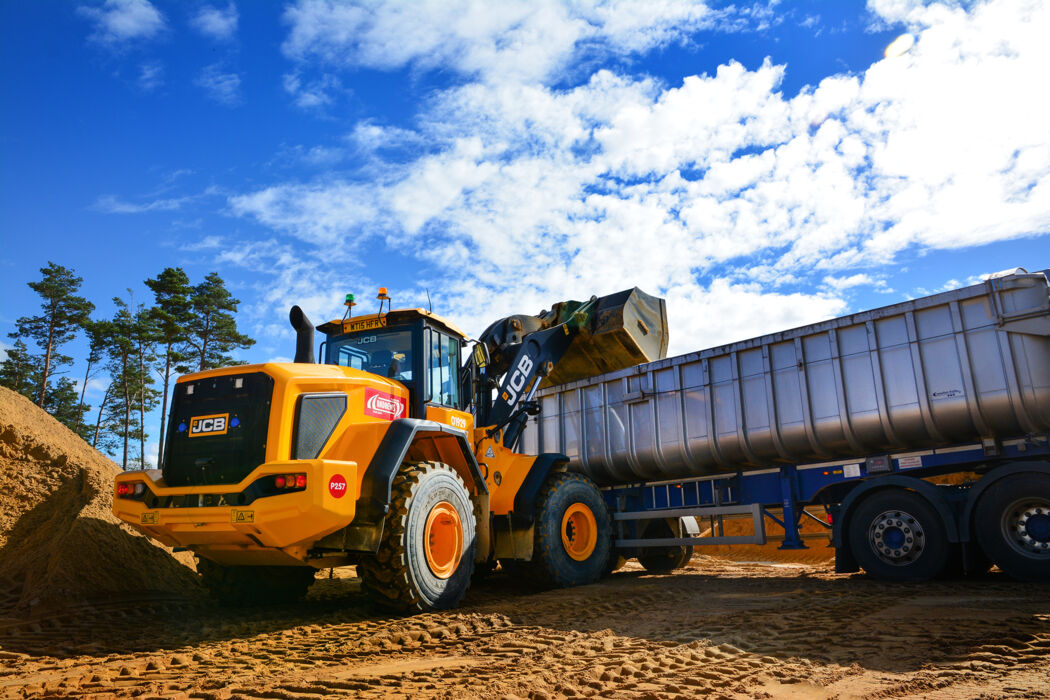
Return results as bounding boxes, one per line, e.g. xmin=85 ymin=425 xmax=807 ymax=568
xmin=294 ymin=393 xmax=347 ymax=459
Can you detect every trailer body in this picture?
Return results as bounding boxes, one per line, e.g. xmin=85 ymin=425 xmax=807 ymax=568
xmin=523 ymin=270 xmax=1050 ymax=581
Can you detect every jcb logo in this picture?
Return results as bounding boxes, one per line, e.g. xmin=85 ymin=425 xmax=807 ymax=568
xmin=189 ymin=413 xmax=229 ymax=437
xmin=501 ymin=354 xmax=534 ymax=406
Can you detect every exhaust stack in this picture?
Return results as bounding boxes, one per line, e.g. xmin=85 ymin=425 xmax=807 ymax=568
xmin=289 ymin=305 xmax=315 ymax=364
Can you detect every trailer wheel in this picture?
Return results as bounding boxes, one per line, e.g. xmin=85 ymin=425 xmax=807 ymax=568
xmin=359 ymin=461 xmax=476 ymax=612
xmin=847 ymin=489 xmax=949 ymax=581
xmin=973 ymin=473 xmax=1050 ymax=582
xmin=196 ymin=558 xmax=316 ymax=606
xmin=639 ymin=519 xmax=693 ymax=573
xmin=528 ymin=472 xmax=611 ymax=588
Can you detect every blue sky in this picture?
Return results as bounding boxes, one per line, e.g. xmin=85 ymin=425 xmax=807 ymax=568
xmin=2 ymin=0 xmax=1048 ymax=463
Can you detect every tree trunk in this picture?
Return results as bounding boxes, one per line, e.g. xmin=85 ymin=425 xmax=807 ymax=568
xmin=74 ymin=356 xmax=94 ymax=436
xmin=93 ymin=382 xmax=111 ymax=449
xmin=158 ymin=347 xmax=172 ymax=465
xmin=122 ymin=354 xmax=131 ymax=470
xmin=37 ymin=311 xmax=56 ymax=407
xmin=138 ymin=338 xmax=146 ymax=468
xmin=198 ymin=310 xmax=211 ymax=371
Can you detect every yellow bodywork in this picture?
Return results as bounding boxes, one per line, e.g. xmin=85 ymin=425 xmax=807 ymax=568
xmin=112 ymin=358 xmax=540 ymax=567
xmin=114 ymin=362 xmax=409 ymax=567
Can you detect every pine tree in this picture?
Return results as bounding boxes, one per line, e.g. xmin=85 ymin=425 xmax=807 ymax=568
xmin=0 ymin=339 xmax=39 ymax=399
xmin=186 ymin=272 xmax=255 ymax=372
xmin=10 ymin=262 xmax=94 ymax=407
xmin=99 ymin=299 xmax=158 ymax=469
xmin=145 ymin=267 xmax=194 ymax=463
xmin=44 ymin=377 xmax=86 ymax=431
xmin=73 ymin=320 xmax=106 ymax=439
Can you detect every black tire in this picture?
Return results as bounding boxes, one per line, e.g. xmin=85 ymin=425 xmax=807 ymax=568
xmin=847 ymin=489 xmax=949 ymax=582
xmin=196 ymin=558 xmax=316 ymax=606
xmin=973 ymin=473 xmax=1050 ymax=582
xmin=527 ymin=472 xmax=611 ymax=588
xmin=359 ymin=461 xmax=476 ymax=612
xmin=638 ymin=519 xmax=693 ymax=573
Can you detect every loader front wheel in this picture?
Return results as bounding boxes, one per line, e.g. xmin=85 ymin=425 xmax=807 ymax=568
xmin=528 ymin=472 xmax=611 ymax=588
xmin=196 ymin=558 xmax=316 ymax=607
xmin=359 ymin=461 xmax=476 ymax=612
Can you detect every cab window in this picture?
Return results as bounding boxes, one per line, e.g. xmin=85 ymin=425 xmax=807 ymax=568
xmin=425 ymin=328 xmax=460 ymax=407
xmin=328 ymin=329 xmax=413 ymax=381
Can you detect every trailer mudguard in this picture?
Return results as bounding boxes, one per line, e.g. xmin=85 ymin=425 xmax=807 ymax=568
xmin=957 ymin=461 xmax=1050 ymax=541
xmin=833 ymin=474 xmax=961 ymax=555
xmin=510 ymin=452 xmax=569 ymax=526
xmin=352 ymin=418 xmax=488 ymax=526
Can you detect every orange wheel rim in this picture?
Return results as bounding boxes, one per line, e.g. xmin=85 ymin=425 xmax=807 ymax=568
xmin=561 ymin=503 xmax=598 ymax=561
xmin=424 ymin=501 xmax=463 ymax=579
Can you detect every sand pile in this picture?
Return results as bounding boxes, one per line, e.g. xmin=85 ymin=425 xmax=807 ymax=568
xmin=693 ymin=508 xmax=837 ymax=565
xmin=0 ymin=387 xmax=202 ymax=616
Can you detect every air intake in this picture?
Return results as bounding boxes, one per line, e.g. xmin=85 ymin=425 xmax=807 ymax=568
xmin=293 ymin=393 xmax=347 ymax=459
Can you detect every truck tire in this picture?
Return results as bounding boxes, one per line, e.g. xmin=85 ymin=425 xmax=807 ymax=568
xmin=973 ymin=473 xmax=1050 ymax=582
xmin=526 ymin=472 xmax=611 ymax=588
xmin=359 ymin=461 xmax=476 ymax=612
xmin=847 ymin=489 xmax=949 ymax=582
xmin=196 ymin=558 xmax=316 ymax=607
xmin=638 ymin=519 xmax=693 ymax=573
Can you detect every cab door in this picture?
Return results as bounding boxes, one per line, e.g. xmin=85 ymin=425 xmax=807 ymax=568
xmin=423 ymin=327 xmax=473 ymax=433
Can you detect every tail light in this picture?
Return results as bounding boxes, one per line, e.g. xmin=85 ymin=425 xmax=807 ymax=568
xmin=272 ymin=473 xmax=307 ymax=490
xmin=116 ymin=482 xmax=146 ymax=499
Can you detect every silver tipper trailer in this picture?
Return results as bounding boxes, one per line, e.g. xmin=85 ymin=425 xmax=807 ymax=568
xmin=522 ymin=269 xmax=1050 ymax=583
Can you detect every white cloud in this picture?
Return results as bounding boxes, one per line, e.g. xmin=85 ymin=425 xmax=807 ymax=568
xmin=823 ymin=273 xmax=875 ymax=291
xmin=228 ymin=0 xmax=1050 ymax=354
xmin=78 ymin=0 xmax=165 ymax=44
xmin=190 ymin=3 xmax=238 ymax=41
xmin=282 ymin=72 xmax=342 ymax=109
xmin=281 ymin=0 xmax=755 ymax=84
xmin=137 ymin=62 xmax=163 ymax=90
xmin=93 ymin=193 xmax=190 ymax=213
xmin=195 ymin=64 xmax=242 ymax=106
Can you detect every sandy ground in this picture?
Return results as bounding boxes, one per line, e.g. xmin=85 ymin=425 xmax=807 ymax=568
xmin=1 ymin=557 xmax=1048 ymax=699
xmin=3 ymin=387 xmax=1049 ymax=698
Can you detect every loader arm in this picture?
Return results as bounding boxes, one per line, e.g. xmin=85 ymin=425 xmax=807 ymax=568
xmin=469 ymin=287 xmax=668 ymax=450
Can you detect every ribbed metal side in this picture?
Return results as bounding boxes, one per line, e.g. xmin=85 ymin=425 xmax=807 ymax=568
xmin=521 ymin=272 xmax=1050 ymax=485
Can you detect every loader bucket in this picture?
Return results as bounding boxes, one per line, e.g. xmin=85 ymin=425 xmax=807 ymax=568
xmin=540 ymin=287 xmax=668 ymax=387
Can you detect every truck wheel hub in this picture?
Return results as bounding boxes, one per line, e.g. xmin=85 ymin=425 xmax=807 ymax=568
xmin=869 ymin=510 xmax=924 ymax=565
xmin=1004 ymin=499 xmax=1050 ymax=558
xmin=424 ymin=501 xmax=463 ymax=579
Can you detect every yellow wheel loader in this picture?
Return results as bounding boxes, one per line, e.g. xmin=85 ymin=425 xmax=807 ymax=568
xmin=114 ymin=288 xmax=667 ymax=611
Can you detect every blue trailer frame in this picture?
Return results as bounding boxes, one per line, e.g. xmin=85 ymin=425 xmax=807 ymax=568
xmin=602 ymin=432 xmax=1050 ymax=573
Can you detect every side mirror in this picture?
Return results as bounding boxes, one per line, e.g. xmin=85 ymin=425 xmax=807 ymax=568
xmin=471 ymin=342 xmax=490 ymax=369
xmin=521 ymin=400 xmax=541 ymax=416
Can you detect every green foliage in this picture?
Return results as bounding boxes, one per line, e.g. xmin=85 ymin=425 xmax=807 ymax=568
xmin=0 ymin=339 xmax=39 ymax=399
xmin=186 ymin=272 xmax=255 ymax=372
xmin=3 ymin=263 xmax=258 ymax=467
xmin=145 ymin=267 xmax=195 ymax=461
xmin=10 ymin=262 xmax=94 ymax=407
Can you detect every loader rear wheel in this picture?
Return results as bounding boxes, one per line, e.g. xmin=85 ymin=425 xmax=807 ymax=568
xmin=639 ymin=519 xmax=693 ymax=573
xmin=196 ymin=558 xmax=316 ymax=607
xmin=359 ymin=461 xmax=476 ymax=612
xmin=527 ymin=472 xmax=611 ymax=588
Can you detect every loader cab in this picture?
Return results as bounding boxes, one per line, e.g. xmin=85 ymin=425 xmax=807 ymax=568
xmin=317 ymin=309 xmax=469 ymax=419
